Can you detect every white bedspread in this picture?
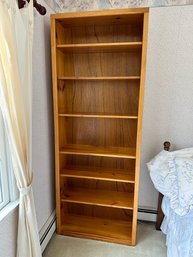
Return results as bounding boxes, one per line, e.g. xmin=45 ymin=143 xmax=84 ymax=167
xmin=147 ymin=148 xmax=193 ymax=257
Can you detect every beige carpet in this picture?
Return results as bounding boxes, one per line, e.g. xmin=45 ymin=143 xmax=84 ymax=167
xmin=43 ymin=222 xmax=166 ymax=257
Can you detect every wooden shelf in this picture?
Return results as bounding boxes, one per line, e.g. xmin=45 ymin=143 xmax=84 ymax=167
xmin=58 ymin=76 xmax=140 ymax=80
xmin=51 ymin=8 xmax=149 ymax=246
xmin=56 ymin=10 xmax=146 ymax=25
xmin=61 ymin=166 xmax=135 ymax=183
xmin=61 ymin=214 xmax=132 ymax=245
xmin=60 ymin=144 xmax=136 ymax=159
xmin=57 ymin=42 xmax=142 ymax=53
xmin=58 ymin=112 xmax=138 ymax=119
xmin=61 ymin=188 xmax=134 ymax=209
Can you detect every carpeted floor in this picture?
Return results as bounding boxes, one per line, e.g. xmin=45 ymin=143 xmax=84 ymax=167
xmin=43 ymin=222 xmax=166 ymax=257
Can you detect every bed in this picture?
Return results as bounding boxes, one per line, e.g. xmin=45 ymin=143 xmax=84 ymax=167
xmin=148 ymin=143 xmax=193 ymax=257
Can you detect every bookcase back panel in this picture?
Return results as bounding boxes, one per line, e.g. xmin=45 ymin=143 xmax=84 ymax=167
xmin=61 ymin=202 xmax=133 ymax=221
xmin=58 ymin=80 xmax=140 ymax=116
xmin=58 ymin=13 xmax=144 ymax=26
xmin=60 ymin=155 xmax=136 ymax=171
xmin=56 ymin=22 xmax=143 ymax=44
xmin=59 ymin=117 xmax=137 ymax=148
xmin=61 ymin=155 xmax=135 ymax=170
xmin=61 ymin=177 xmax=134 ymax=193
xmin=57 ymin=50 xmax=142 ymax=77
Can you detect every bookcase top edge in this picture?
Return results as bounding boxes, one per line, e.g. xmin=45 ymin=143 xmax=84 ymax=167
xmin=51 ymin=8 xmax=149 ymax=20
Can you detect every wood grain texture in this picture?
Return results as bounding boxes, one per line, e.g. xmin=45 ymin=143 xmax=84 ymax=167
xmin=64 ymin=177 xmax=133 ymax=193
xmin=56 ymin=22 xmax=143 ymax=44
xmin=51 ymin=8 xmax=148 ymax=21
xmin=58 ymin=76 xmax=140 ymax=80
xmin=61 ymin=188 xmax=134 ymax=209
xmin=59 ymin=118 xmax=137 ymax=148
xmin=58 ymin=80 xmax=140 ymax=116
xmin=131 ymin=12 xmax=149 ymax=246
xmin=62 ymin=202 xmax=133 ymax=221
xmin=57 ymin=42 xmax=142 ymax=53
xmin=57 ymin=51 xmax=142 ymax=77
xmin=61 ymin=214 xmax=132 ymax=245
xmin=59 ymin=112 xmax=138 ymax=119
xmin=60 ymin=144 xmax=136 ymax=159
xmin=50 ymin=17 xmax=62 ymax=233
xmin=51 ymin=8 xmax=148 ymax=245
xmin=61 ymin=155 xmax=136 ymax=176
xmin=61 ymin=165 xmax=135 ymax=183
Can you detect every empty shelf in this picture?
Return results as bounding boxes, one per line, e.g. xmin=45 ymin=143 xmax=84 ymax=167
xmin=61 ymin=214 xmax=132 ymax=245
xmin=58 ymin=112 xmax=138 ymax=119
xmin=61 ymin=188 xmax=134 ymax=209
xmin=57 ymin=76 xmax=140 ymax=80
xmin=61 ymin=166 xmax=135 ymax=183
xmin=59 ymin=144 xmax=136 ymax=159
xmin=57 ymin=42 xmax=142 ymax=53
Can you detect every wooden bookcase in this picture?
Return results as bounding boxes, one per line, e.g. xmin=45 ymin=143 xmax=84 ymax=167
xmin=51 ymin=8 xmax=149 ymax=246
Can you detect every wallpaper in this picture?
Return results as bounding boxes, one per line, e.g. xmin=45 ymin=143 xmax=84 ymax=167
xmin=44 ymin=0 xmax=193 ymax=13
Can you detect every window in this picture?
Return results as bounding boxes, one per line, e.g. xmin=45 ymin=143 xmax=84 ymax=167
xmin=0 ymin=112 xmax=18 ymax=212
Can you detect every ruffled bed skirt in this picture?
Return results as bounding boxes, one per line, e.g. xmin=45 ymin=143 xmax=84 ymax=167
xmin=162 ymin=197 xmax=193 ymax=257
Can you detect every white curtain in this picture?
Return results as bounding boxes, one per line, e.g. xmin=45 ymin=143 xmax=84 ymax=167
xmin=0 ymin=1 xmax=42 ymax=257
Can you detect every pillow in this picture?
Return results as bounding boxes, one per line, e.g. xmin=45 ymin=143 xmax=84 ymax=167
xmin=147 ymin=149 xmax=193 ymax=216
xmin=147 ymin=150 xmax=177 ymax=198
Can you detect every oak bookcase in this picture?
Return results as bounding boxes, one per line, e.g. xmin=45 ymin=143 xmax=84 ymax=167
xmin=51 ymin=8 xmax=149 ymax=246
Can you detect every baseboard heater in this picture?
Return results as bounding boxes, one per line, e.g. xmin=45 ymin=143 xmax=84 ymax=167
xmin=138 ymin=208 xmax=157 ymax=222
xmin=39 ymin=211 xmax=56 ymax=253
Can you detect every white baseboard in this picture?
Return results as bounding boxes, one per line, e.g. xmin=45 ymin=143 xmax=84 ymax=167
xmin=39 ymin=210 xmax=56 ymax=253
xmin=138 ymin=208 xmax=157 ymax=222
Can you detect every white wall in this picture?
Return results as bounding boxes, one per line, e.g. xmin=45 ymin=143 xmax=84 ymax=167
xmin=0 ymin=2 xmax=55 ymax=257
xmin=32 ymin=0 xmax=55 ymax=230
xmin=0 ymin=209 xmax=18 ymax=257
xmin=139 ymin=5 xmax=193 ymax=209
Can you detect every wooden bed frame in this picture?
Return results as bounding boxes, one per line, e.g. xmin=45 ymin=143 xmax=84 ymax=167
xmin=156 ymin=141 xmax=171 ymax=230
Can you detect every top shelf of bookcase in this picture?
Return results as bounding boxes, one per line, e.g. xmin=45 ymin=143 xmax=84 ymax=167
xmin=52 ymin=9 xmax=147 ymax=26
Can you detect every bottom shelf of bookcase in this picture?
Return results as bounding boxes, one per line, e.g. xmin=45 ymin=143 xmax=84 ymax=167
xmin=60 ymin=214 xmax=133 ymax=245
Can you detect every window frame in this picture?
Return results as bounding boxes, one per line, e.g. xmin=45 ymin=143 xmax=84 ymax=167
xmin=0 ymin=114 xmax=10 ymax=210
xmin=0 ymin=113 xmax=18 ymax=214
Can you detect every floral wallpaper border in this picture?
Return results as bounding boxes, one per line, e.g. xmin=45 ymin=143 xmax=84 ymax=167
xmin=44 ymin=0 xmax=193 ymax=13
